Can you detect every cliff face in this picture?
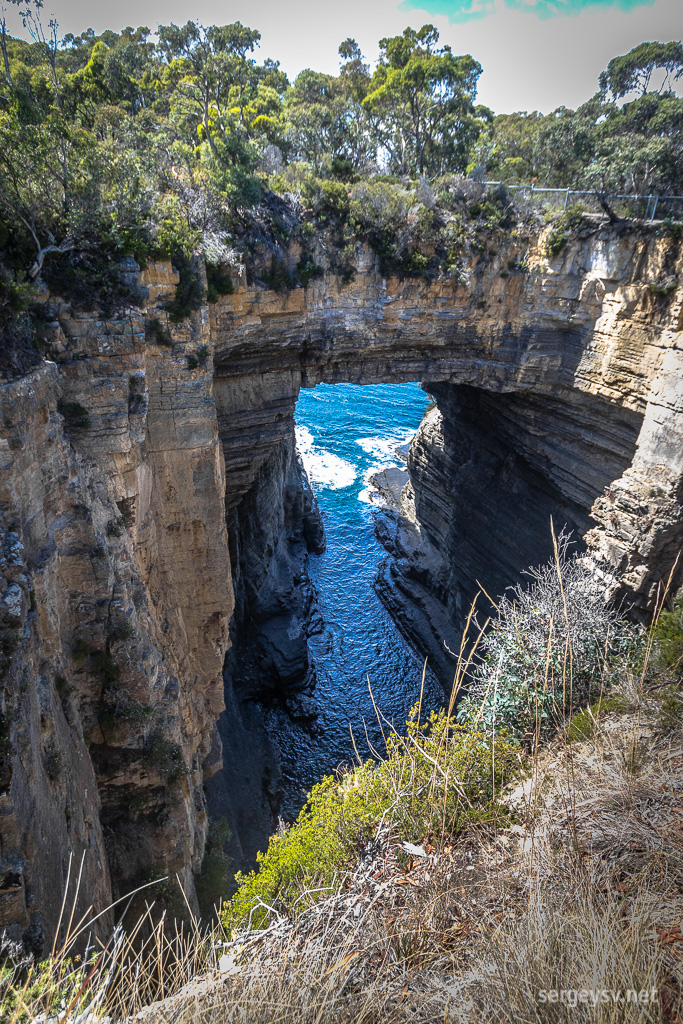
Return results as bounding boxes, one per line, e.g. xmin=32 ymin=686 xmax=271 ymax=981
xmin=0 ymin=219 xmax=681 ymax=945
xmin=0 ymin=267 xmax=233 ymax=948
xmin=210 ymin=222 xmax=682 ymax=682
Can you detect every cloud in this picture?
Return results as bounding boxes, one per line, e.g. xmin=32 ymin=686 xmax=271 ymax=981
xmin=400 ymin=0 xmax=657 ymax=22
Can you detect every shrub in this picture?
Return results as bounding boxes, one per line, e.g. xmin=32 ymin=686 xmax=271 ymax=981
xmin=296 ymin=254 xmax=319 ymax=288
xmin=348 ymin=180 xmax=410 ymax=271
xmin=545 ymin=207 xmax=586 ymax=258
xmin=57 ymin=401 xmax=90 ymax=430
xmin=647 ymin=277 xmax=678 ymax=298
xmin=224 ymin=709 xmax=523 ymax=932
xmin=142 ymin=732 xmax=188 ymax=785
xmin=144 ymin=317 xmax=172 ymax=347
xmin=105 ymin=518 xmax=124 ymax=538
xmin=468 ymin=196 xmax=508 ymax=229
xmin=652 ymin=596 xmax=683 ymax=677
xmin=186 ymin=346 xmax=208 ymax=370
xmin=457 ymin=537 xmax=642 ymax=742
xmin=404 ymin=251 xmax=430 ymax=276
xmin=206 ymin=264 xmax=234 ymax=303
xmin=152 ymin=194 xmax=201 ymax=260
xmin=565 ymin=695 xmax=629 ymax=742
xmin=164 ymin=255 xmax=204 ymax=323
xmin=319 ymin=180 xmax=349 ymax=220
xmin=657 ymin=216 xmax=683 ymax=240
xmin=72 ymin=642 xmax=120 ymax=688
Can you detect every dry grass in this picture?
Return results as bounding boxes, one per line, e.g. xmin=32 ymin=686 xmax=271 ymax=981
xmin=5 ymin=679 xmax=679 ymax=1024
xmin=2 ymin=553 xmax=682 ymax=1023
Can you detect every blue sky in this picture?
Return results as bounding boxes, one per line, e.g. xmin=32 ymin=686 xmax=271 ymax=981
xmin=4 ymin=0 xmax=681 ymax=112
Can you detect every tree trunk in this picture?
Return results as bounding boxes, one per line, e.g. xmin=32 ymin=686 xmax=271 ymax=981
xmin=1 ymin=20 xmax=13 ymax=93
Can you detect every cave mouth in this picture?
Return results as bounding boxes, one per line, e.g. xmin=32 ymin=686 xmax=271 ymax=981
xmin=206 ymin=372 xmax=645 ymax=878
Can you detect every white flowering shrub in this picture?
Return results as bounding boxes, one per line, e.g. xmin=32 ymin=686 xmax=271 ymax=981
xmin=457 ymin=537 xmax=642 ymax=742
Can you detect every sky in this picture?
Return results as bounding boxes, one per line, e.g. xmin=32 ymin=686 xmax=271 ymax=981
xmin=4 ymin=0 xmax=682 ymax=113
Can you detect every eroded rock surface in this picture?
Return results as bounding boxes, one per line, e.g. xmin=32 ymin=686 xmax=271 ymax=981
xmin=1 ymin=218 xmax=681 ymax=943
xmin=0 ymin=268 xmax=233 ymax=948
xmin=211 ymin=221 xmax=682 ymax=683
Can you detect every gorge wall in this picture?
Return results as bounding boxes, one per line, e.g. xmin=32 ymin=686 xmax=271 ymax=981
xmin=0 ymin=218 xmax=681 ymax=946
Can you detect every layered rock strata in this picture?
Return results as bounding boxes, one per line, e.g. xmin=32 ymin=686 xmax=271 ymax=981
xmin=0 ymin=266 xmax=233 ymax=948
xmin=1 ymin=218 xmax=681 ymax=944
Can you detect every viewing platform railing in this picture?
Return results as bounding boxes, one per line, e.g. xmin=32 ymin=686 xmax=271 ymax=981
xmin=478 ymin=182 xmax=683 ymax=221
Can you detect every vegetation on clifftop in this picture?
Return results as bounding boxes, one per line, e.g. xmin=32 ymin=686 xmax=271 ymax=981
xmin=0 ymin=4 xmax=681 ymax=373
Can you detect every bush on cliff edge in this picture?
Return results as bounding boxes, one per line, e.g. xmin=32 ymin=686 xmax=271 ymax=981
xmin=223 ymin=710 xmax=524 ymax=932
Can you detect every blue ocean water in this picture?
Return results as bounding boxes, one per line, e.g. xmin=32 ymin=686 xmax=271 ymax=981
xmin=271 ymin=382 xmax=446 ymax=813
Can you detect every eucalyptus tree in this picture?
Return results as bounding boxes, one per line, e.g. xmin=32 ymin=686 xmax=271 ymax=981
xmin=156 ymin=20 xmax=286 ymax=176
xmin=362 ymin=24 xmax=483 ymax=176
xmin=599 ymin=40 xmax=683 ymax=99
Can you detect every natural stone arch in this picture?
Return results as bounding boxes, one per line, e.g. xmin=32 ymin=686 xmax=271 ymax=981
xmin=211 ymin=227 xmax=683 ymax=645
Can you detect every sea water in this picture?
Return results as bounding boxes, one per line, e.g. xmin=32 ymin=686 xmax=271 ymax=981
xmin=270 ymin=381 xmax=446 ymax=815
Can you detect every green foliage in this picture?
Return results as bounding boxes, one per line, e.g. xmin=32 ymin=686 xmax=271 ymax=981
xmin=348 ymin=179 xmax=410 ymax=271
xmin=142 ymin=732 xmax=188 ymax=784
xmin=566 ymin=695 xmax=630 ymax=743
xmin=205 ymin=264 xmax=234 ymax=303
xmin=72 ymin=641 xmax=120 ymax=688
xmin=138 ymin=865 xmax=188 ymax=921
xmin=152 ymin=194 xmax=201 ymax=260
xmin=224 ymin=709 xmax=523 ymax=932
xmin=145 ymin=317 xmax=172 ymax=347
xmin=363 ymin=25 xmax=484 ymax=176
xmin=296 ymin=253 xmax=319 ymax=288
xmin=319 ymin=180 xmax=349 ymax=220
xmin=196 ymin=817 xmax=232 ymax=915
xmin=545 ymin=207 xmax=587 ymax=258
xmin=647 ymin=277 xmax=678 ymax=297
xmin=599 ymin=41 xmax=683 ymax=100
xmin=164 ymin=255 xmax=204 ymax=322
xmin=264 ymin=256 xmax=293 ymax=292
xmin=457 ymin=542 xmax=643 ymax=743
xmin=652 ymin=597 xmax=683 ymax=678
xmin=658 ymin=217 xmax=683 ymax=240
xmin=404 ymin=251 xmax=430 ymax=275
xmin=43 ymin=254 xmax=138 ymax=313
xmin=0 ymin=10 xmax=680 ymax=341
xmin=0 ymin=952 xmax=99 ymax=1024
xmin=469 ymin=197 xmax=504 ymax=227
xmin=186 ymin=345 xmax=209 ymax=370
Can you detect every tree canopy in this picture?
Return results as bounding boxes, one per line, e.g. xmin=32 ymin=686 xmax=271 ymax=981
xmin=0 ymin=9 xmax=680 ymax=333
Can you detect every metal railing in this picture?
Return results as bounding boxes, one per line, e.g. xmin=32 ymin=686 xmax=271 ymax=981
xmin=479 ymin=182 xmax=683 ymax=221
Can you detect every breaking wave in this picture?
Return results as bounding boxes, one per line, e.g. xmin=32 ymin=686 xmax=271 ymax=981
xmin=295 ymin=425 xmax=357 ymax=490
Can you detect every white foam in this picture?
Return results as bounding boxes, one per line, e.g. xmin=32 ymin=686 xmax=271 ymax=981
xmin=356 ymin=430 xmax=415 ymax=504
xmin=358 ymin=466 xmax=384 ymax=506
xmin=355 ymin=430 xmax=415 ymax=462
xmin=296 ymin=426 xmax=357 ymax=490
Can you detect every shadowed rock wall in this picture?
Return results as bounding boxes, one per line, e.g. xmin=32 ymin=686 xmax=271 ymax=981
xmin=0 ymin=218 xmax=681 ymax=944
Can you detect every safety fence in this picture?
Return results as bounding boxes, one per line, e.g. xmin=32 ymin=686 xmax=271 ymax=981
xmin=479 ymin=182 xmax=683 ymax=222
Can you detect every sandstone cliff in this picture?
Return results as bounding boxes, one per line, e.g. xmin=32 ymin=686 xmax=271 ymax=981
xmin=210 ymin=220 xmax=682 ymax=684
xmin=0 ymin=267 xmax=233 ymax=948
xmin=0 ymin=216 xmax=681 ymax=945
